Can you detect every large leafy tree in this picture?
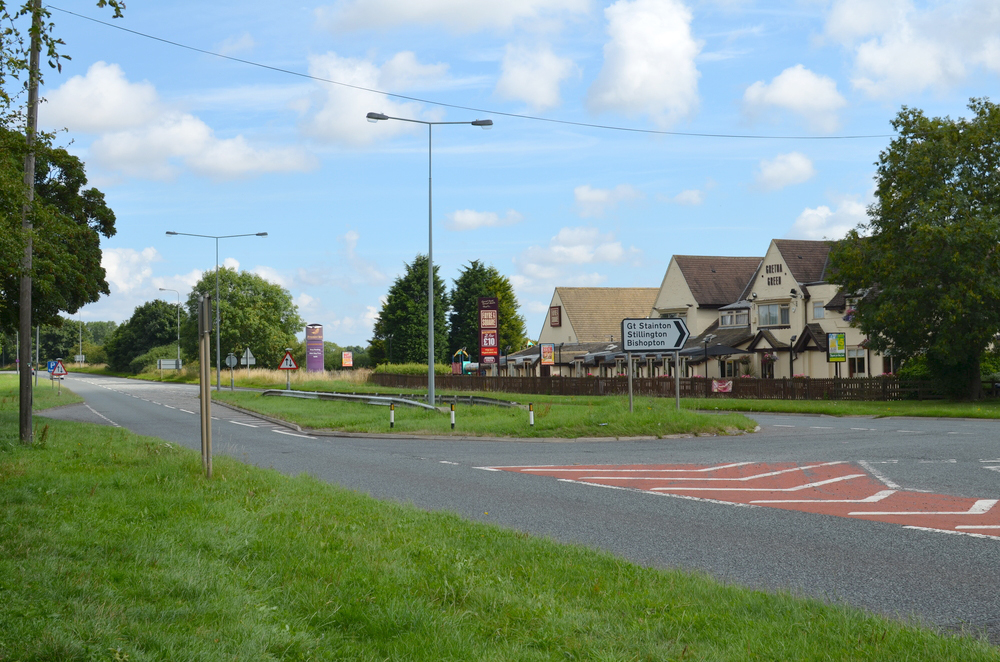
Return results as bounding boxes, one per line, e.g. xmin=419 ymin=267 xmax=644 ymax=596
xmin=0 ymin=127 xmax=117 ymax=332
xmin=448 ymin=260 xmax=527 ymax=361
xmin=370 ymin=254 xmax=448 ymax=365
xmin=181 ymin=268 xmax=303 ymax=370
xmin=829 ymin=99 xmax=1000 ymax=399
xmin=104 ymin=300 xmax=182 ymax=372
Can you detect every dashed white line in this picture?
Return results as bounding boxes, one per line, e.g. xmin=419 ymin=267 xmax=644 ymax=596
xmin=440 ymin=461 xmax=459 ymax=465
xmin=230 ymin=421 xmax=258 ymax=428
xmin=272 ymin=429 xmax=315 ymax=440
xmin=179 ymin=409 xmax=195 ymax=415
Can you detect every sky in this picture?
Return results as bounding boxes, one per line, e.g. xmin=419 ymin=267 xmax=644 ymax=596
xmin=32 ymin=0 xmax=1000 ymax=346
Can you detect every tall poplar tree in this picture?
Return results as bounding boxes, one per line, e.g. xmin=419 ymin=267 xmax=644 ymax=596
xmin=371 ymin=254 xmax=449 ymax=365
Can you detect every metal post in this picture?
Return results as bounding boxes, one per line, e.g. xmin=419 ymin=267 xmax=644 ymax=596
xmin=674 ymin=350 xmax=681 ymax=411
xmin=215 ymin=237 xmax=221 ymax=392
xmin=627 ymin=351 xmax=634 ymax=413
xmin=427 ymin=123 xmax=435 ymax=408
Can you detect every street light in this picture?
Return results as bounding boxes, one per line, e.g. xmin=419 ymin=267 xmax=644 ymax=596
xmin=702 ymin=333 xmax=717 ymax=377
xmin=165 ymin=231 xmax=267 ymax=390
xmin=366 ymin=111 xmax=493 ymax=406
xmin=159 ymin=287 xmax=181 ymax=363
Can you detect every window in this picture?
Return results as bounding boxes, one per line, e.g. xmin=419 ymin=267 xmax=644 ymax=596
xmin=813 ymin=300 xmax=825 ymax=320
xmin=848 ymin=348 xmax=866 ymax=377
xmin=882 ymin=355 xmax=900 ymax=375
xmin=759 ymin=303 xmax=790 ymax=326
xmin=660 ymin=311 xmax=683 ymax=319
xmin=719 ymin=311 xmax=749 ymax=327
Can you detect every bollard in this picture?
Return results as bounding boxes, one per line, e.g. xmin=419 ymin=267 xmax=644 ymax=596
xmin=450 ymin=403 xmax=455 ymax=430
xmin=529 ymin=402 xmax=534 ymax=427
xmin=390 ymin=403 xmax=395 ymax=429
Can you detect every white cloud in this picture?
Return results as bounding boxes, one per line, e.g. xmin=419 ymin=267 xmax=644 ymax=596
xmin=341 ymin=230 xmax=387 ymax=286
xmin=574 ymin=184 xmax=642 ymax=217
xmin=755 ymin=152 xmax=816 ymax=191
xmin=825 ymin=0 xmax=1000 ymax=98
xmin=512 ymin=226 xmax=640 ymax=295
xmin=46 ymin=62 xmax=316 ymax=180
xmin=672 ymin=189 xmax=703 ymax=205
xmin=588 ymin=0 xmax=701 ymax=127
xmin=300 ymin=52 xmax=443 ymax=146
xmin=44 ymin=62 xmax=161 ymax=132
xmin=743 ymin=65 xmax=846 ymax=132
xmin=495 ymin=44 xmax=575 ymax=110
xmin=216 ymin=32 xmax=256 ymax=56
xmin=446 ymin=209 xmax=524 ymax=231
xmin=251 ymin=265 xmax=290 ymax=288
xmin=102 ymin=247 xmax=162 ymax=295
xmin=787 ymin=199 xmax=868 ymax=240
xmin=380 ymin=52 xmax=451 ymax=92
xmin=316 ymin=0 xmax=589 ymax=33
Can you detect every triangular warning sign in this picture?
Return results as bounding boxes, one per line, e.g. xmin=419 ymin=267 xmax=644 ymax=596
xmin=51 ymin=360 xmax=68 ymax=377
xmin=278 ymin=351 xmax=299 ymax=370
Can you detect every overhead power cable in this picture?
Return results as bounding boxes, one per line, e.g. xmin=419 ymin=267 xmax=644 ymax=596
xmin=49 ymin=5 xmax=893 ymax=141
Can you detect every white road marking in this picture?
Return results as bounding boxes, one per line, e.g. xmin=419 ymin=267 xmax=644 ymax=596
xmin=473 ymin=467 xmax=501 ymax=472
xmin=652 ymin=474 xmax=866 ymax=492
xmin=751 ymin=490 xmax=896 ymax=504
xmin=897 ymin=430 xmax=921 ymax=434
xmin=859 ymin=460 xmax=902 ymax=489
xmin=956 ymin=525 xmax=1000 ymax=530
xmin=179 ymin=409 xmax=195 ymax=415
xmin=774 ymin=424 xmax=795 ymax=428
xmin=585 ymin=461 xmax=847 ymax=482
xmin=918 ymin=459 xmax=957 ymax=463
xmin=164 ymin=405 xmax=176 ymax=409
xmin=983 ymin=466 xmax=1000 ymax=473
xmin=850 ymin=499 xmax=998 ymax=516
xmin=903 ymin=526 xmax=999 ymax=540
xmin=516 ymin=462 xmax=753 ymax=474
xmin=440 ymin=461 xmax=459 ymax=465
xmin=272 ymin=429 xmax=315 ymax=440
xmin=84 ymin=404 xmax=119 ymax=428
xmin=810 ymin=426 xmax=834 ymax=429
xmin=231 ymin=421 xmax=257 ymax=428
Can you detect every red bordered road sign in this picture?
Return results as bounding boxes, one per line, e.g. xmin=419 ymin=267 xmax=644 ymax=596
xmin=51 ymin=360 xmax=68 ymax=377
xmin=278 ymin=351 xmax=299 ymax=370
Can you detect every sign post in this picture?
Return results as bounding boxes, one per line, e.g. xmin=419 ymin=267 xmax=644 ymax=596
xmin=241 ymin=347 xmax=255 ymax=379
xmin=827 ymin=332 xmax=846 ymax=378
xmin=225 ymin=353 xmax=238 ymax=390
xmin=51 ymin=359 xmax=68 ymax=395
xmin=621 ymin=318 xmax=690 ymax=412
xmin=197 ymin=294 xmax=213 ymax=479
xmin=278 ymin=348 xmax=299 ymax=390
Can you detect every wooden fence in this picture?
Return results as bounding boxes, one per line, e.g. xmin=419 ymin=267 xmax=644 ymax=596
xmin=369 ymin=374 xmax=947 ymax=401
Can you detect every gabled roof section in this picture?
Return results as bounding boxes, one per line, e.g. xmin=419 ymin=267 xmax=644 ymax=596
xmin=674 ymin=256 xmax=762 ymax=308
xmin=555 ymin=287 xmax=659 ymax=343
xmin=747 ymin=329 xmax=790 ymax=351
xmin=772 ymin=240 xmax=834 ymax=284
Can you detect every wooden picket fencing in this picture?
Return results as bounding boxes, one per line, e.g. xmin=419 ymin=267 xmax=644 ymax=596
xmin=368 ymin=374 xmax=948 ymax=401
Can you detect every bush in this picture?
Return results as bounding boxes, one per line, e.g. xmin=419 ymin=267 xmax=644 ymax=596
xmin=128 ymin=344 xmax=180 ymax=375
xmin=372 ymin=362 xmax=452 ymax=376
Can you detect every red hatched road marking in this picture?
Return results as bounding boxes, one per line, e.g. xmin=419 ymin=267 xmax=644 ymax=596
xmin=486 ymin=462 xmax=1000 ymax=539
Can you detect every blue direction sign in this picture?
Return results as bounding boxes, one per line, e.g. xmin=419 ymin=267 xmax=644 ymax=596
xmin=620 ymin=318 xmax=690 ymax=352
xmin=47 ymin=360 xmax=57 ymax=372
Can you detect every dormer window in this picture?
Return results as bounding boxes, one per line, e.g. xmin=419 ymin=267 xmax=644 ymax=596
xmin=720 ymin=310 xmax=749 ymax=327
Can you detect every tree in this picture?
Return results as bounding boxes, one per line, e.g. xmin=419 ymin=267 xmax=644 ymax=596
xmin=181 ymin=268 xmax=303 ymax=370
xmin=104 ymin=300 xmax=182 ymax=372
xmin=829 ymin=99 xmax=1000 ymax=399
xmin=37 ymin=315 xmax=89 ymax=361
xmin=0 ymin=127 xmax=117 ymax=332
xmin=371 ymin=254 xmax=448 ymax=365
xmin=448 ymin=260 xmax=527 ymax=361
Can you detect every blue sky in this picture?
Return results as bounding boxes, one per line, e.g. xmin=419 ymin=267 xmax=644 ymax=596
xmin=38 ymin=0 xmax=1000 ymax=346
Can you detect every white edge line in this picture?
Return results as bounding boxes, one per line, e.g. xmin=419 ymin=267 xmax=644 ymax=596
xmin=179 ymin=409 xmax=195 ymax=414
xmin=858 ymin=460 xmax=902 ymax=489
xmin=956 ymin=525 xmax=1000 ymax=529
xmin=230 ymin=421 xmax=258 ymax=428
xmin=473 ymin=467 xmax=501 ymax=472
xmin=903 ymin=526 xmax=1000 ymax=541
xmin=272 ymin=429 xmax=315 ymax=440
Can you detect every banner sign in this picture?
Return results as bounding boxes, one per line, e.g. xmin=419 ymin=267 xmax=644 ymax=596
xmin=479 ymin=297 xmax=499 ymax=364
xmin=827 ymin=332 xmax=846 ymax=363
xmin=711 ymin=379 xmax=733 ymax=393
xmin=306 ymin=324 xmax=324 ymax=372
xmin=342 ymin=351 xmax=353 ymax=368
xmin=540 ymin=343 xmax=555 ymax=365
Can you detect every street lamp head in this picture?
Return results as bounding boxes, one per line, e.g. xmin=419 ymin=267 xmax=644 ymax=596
xmin=165 ymin=231 xmax=177 ymax=235
xmin=472 ymin=119 xmax=493 ymax=129
xmin=367 ymin=112 xmax=389 ymax=122
xmin=256 ymin=232 xmax=268 ymax=237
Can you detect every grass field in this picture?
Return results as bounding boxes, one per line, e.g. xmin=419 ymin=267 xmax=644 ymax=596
xmin=213 ymin=390 xmax=757 ymax=438
xmin=1 ymin=378 xmax=997 ymax=660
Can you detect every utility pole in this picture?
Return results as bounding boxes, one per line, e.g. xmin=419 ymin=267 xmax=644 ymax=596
xmin=19 ymin=0 xmax=41 ymax=444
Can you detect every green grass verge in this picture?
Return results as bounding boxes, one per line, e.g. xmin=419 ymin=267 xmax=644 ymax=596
xmin=1 ymin=386 xmax=996 ymax=659
xmin=687 ymin=398 xmax=1000 ymax=419
xmin=213 ymin=390 xmax=755 ymax=438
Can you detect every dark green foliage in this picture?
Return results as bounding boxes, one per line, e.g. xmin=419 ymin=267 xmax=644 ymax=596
xmin=449 ymin=260 xmax=530 ymax=362
xmin=36 ymin=315 xmax=89 ymax=362
xmin=370 ymin=254 xmax=448 ymax=365
xmin=0 ymin=127 xmax=117 ymax=333
xmin=180 ymin=268 xmax=303 ymax=370
xmin=830 ymin=99 xmax=1000 ymax=399
xmin=104 ymin=300 xmax=184 ymax=373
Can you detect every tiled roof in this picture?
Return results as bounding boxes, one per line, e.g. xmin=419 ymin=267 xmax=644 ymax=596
xmin=555 ymin=287 xmax=659 ymax=342
xmin=674 ymin=256 xmax=762 ymax=307
xmin=772 ymin=240 xmax=833 ymax=284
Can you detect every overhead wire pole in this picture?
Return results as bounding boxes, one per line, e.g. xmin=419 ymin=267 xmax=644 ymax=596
xmin=19 ymin=0 xmax=42 ymax=444
xmin=365 ymin=112 xmax=492 ymax=407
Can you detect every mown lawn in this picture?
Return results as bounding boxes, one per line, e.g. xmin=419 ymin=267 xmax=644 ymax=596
xmin=1 ymin=380 xmax=996 ymax=660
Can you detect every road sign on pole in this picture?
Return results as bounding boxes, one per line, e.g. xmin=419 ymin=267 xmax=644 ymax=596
xmin=620 ymin=318 xmax=690 ymax=352
xmin=51 ymin=359 xmax=68 ymax=377
xmin=279 ymin=349 xmax=298 ymax=390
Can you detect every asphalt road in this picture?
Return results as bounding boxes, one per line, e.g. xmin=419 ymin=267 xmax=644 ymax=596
xmin=38 ymin=373 xmax=1000 ymax=642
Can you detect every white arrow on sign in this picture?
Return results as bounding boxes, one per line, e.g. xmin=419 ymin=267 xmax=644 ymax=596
xmin=620 ymin=318 xmax=690 ymax=352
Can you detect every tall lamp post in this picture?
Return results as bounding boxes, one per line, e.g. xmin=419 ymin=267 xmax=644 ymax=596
xmin=159 ymin=287 xmax=181 ymax=363
xmin=366 ymin=111 xmax=493 ymax=406
xmin=165 ymin=231 xmax=267 ymax=390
